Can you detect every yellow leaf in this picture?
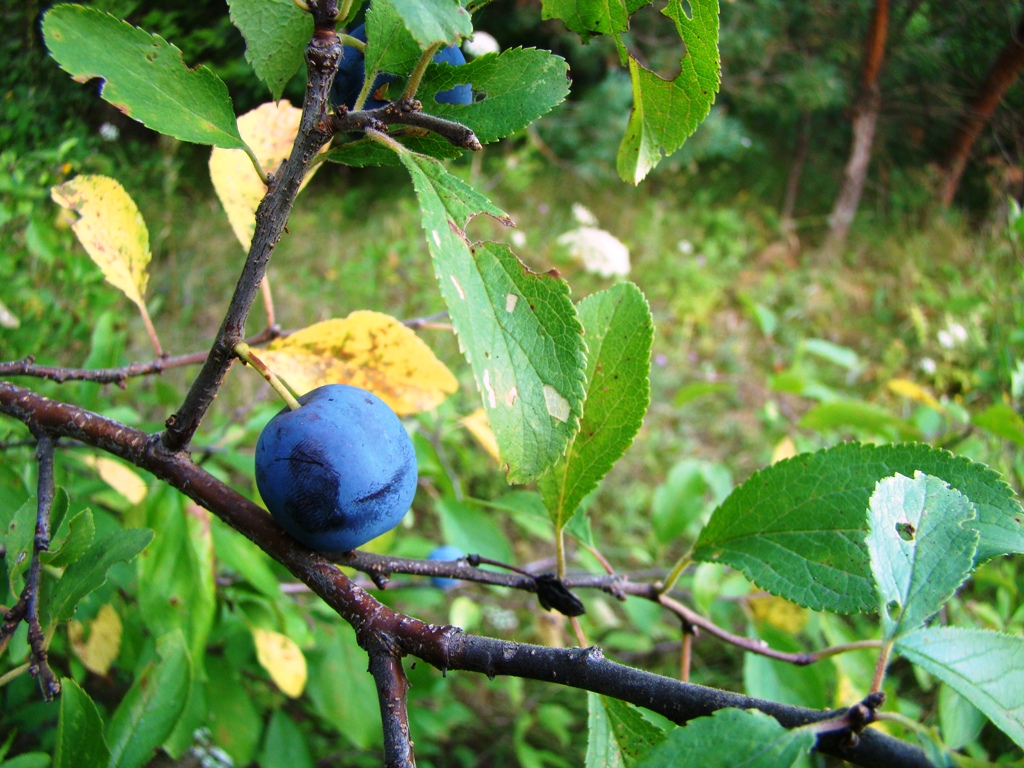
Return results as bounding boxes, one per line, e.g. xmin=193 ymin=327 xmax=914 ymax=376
xmin=253 ymin=628 xmax=307 ymax=698
xmin=261 ymin=311 xmax=458 ymax=415
xmin=461 ymin=408 xmax=500 ymax=462
xmin=748 ymin=595 xmax=808 ymax=634
xmin=81 ymin=455 xmax=149 ymax=504
xmin=50 ymin=175 xmax=150 ymax=311
xmin=887 ymin=378 xmax=942 ymax=410
xmin=69 ymin=604 xmax=122 ymax=676
xmin=770 ymin=435 xmax=797 ymax=464
xmin=209 ymin=101 xmax=326 ymax=251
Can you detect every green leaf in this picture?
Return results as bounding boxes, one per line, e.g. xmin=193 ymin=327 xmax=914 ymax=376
xmin=938 ymin=683 xmax=986 ymax=751
xmin=617 ymin=0 xmax=720 ymax=184
xmin=324 ymin=48 xmax=570 ymax=166
xmin=306 ymin=622 xmax=382 ymax=750
xmin=0 ymin=756 xmax=51 ymax=768
xmin=43 ymin=5 xmax=247 ymax=148
xmin=380 ymin=0 xmax=473 ymax=48
xmin=55 ymin=677 xmax=110 ymax=768
xmin=106 ymin=631 xmax=192 ymax=768
xmin=138 ymin=487 xmax=215 ymax=664
xmin=866 ymin=473 xmax=978 ymax=641
xmin=542 ymin=0 xmax=629 ymax=38
xmin=228 ymin=0 xmax=311 ymax=101
xmin=207 ymin=662 xmax=263 ymax=764
xmin=799 ymin=399 xmax=919 ymax=440
xmin=441 ymin=48 xmax=570 ymax=144
xmin=48 ymin=527 xmax=153 ymax=623
xmin=587 ymin=694 xmax=666 ymax=767
xmin=364 ymin=0 xmax=422 ymax=80
xmin=211 ymin=517 xmax=282 ymax=600
xmin=692 ymin=442 xmax=1022 ymax=613
xmin=652 ymin=460 xmax=731 ymax=544
xmin=2 ymin=496 xmax=37 ymax=597
xmin=42 ymin=508 xmax=95 ymax=569
xmin=896 ymin=627 xmax=1024 ymax=750
xmin=973 ymin=403 xmax=1024 ymax=448
xmin=438 ymin=497 xmax=515 ymax=563
xmin=260 ymin=710 xmax=315 ymax=768
xmin=636 ymin=708 xmax=814 ymax=768
xmin=396 ymin=148 xmax=586 ymax=482
xmin=742 ymin=624 xmax=831 ymax=710
xmin=540 ymin=283 xmax=652 ymax=531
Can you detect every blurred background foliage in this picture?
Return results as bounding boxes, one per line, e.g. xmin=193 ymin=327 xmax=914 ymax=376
xmin=2 ymin=0 xmax=1024 ymax=766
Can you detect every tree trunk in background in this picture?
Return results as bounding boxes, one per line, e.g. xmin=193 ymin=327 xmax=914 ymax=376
xmin=938 ymin=14 xmax=1024 ymax=207
xmin=821 ymin=0 xmax=889 ymax=258
xmin=781 ymin=111 xmax=812 ymax=229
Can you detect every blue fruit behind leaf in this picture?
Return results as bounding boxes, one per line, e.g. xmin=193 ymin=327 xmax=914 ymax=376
xmin=332 ymin=24 xmax=471 ymax=110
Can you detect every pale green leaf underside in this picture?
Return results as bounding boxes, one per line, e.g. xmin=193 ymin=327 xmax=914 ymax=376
xmin=896 ymin=627 xmax=1024 ymax=749
xmin=540 ymin=282 xmax=652 ymax=530
xmin=228 ymin=0 xmax=311 ymax=101
xmin=692 ymin=442 xmax=1022 ymax=614
xmin=382 ymin=0 xmax=473 ymax=48
xmin=866 ymin=472 xmax=977 ymax=641
xmin=637 ymin=709 xmax=814 ymax=768
xmin=43 ymin=5 xmax=246 ymax=149
xmin=324 ymin=48 xmax=570 ymax=167
xmin=395 ymin=149 xmax=586 ymax=483
xmin=587 ymin=694 xmax=666 ymax=768
xmin=618 ymin=0 xmax=721 ymax=184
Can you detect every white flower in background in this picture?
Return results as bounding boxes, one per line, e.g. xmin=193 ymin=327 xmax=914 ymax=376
xmin=920 ymin=357 xmax=937 ymax=375
xmin=98 ymin=122 xmax=119 ymax=141
xmin=558 ymin=226 xmax=631 ymax=277
xmin=510 ymin=230 xmax=527 ymax=248
xmin=463 ymin=31 xmax=500 ymax=58
xmin=572 ymin=202 xmax=599 ymax=226
xmin=677 ymin=239 xmax=694 ymax=255
xmin=0 ymin=299 xmax=19 ymax=329
xmin=938 ymin=321 xmax=968 ymax=349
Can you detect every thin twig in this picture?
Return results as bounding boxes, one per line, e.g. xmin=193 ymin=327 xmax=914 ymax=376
xmin=0 ymin=327 xmax=279 ymax=386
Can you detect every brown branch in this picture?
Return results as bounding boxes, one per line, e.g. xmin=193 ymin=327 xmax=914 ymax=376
xmin=162 ymin=3 xmax=343 ymax=452
xmin=367 ymin=651 xmax=416 ymax=768
xmin=0 ymin=432 xmax=61 ymax=698
xmin=0 ymin=383 xmax=934 ymax=768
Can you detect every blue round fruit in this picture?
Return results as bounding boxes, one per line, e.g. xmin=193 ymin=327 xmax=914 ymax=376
xmin=332 ymin=24 xmax=471 ymax=110
xmin=255 ymin=384 xmax=417 ymax=553
xmin=427 ymin=545 xmax=465 ymax=589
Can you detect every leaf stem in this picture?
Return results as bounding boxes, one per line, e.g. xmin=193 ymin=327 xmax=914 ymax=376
xmin=232 ymin=342 xmax=301 ymax=411
xmin=871 ymin=640 xmax=893 ymax=692
xmin=403 ymin=43 xmax=443 ymax=101
xmin=338 ymin=33 xmax=365 ymax=52
xmin=135 ymin=299 xmax=163 ymax=358
xmin=242 ymin=144 xmax=270 ymax=186
xmin=658 ymin=549 xmax=693 ymax=595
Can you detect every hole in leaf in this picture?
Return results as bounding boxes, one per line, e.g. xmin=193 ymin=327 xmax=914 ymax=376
xmin=895 ymin=522 xmax=916 ymax=542
xmin=885 ymin=600 xmax=902 ymax=620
